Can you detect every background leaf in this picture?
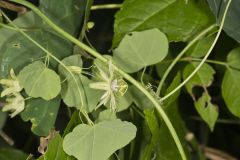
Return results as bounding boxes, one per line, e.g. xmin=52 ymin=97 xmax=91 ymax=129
xmin=113 ymin=0 xmax=214 ymax=47
xmin=63 ymin=119 xmax=137 ymax=160
xmin=18 ymin=61 xmax=61 ymax=100
xmin=0 ymin=148 xmax=28 ymax=160
xmin=113 ymin=28 xmax=168 ymax=73
xmin=206 ymin=0 xmax=240 ymax=43
xmin=21 ymin=97 xmax=60 ymax=136
xmin=0 ymin=0 xmax=87 ymax=78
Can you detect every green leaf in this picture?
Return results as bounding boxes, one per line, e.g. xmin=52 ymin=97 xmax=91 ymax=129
xmin=194 ymin=92 xmax=218 ymax=131
xmin=63 ymin=119 xmax=137 ymax=160
xmin=183 ymin=62 xmax=215 ymax=96
xmin=97 ymin=110 xmax=117 ymax=122
xmin=130 ymin=85 xmax=153 ymax=110
xmin=113 ymin=28 xmax=168 ymax=73
xmin=18 ymin=61 xmax=61 ymax=100
xmin=39 ymin=0 xmax=87 ymax=35
xmin=221 ymin=48 xmax=240 ymax=118
xmin=143 ymin=103 xmax=190 ymax=160
xmin=222 ymin=68 xmax=240 ymax=117
xmin=0 ymin=0 xmax=86 ymax=78
xmin=113 ymin=0 xmax=214 ymax=47
xmin=226 ymin=47 xmax=240 ymax=69
xmin=58 ymin=55 xmax=101 ymax=111
xmin=0 ymin=148 xmax=28 ymax=160
xmin=0 ymin=111 xmax=7 ymax=129
xmin=164 ymin=72 xmax=181 ymax=106
xmin=206 ymin=0 xmax=240 ymax=43
xmin=21 ymin=97 xmax=60 ymax=136
xmin=186 ymin=35 xmax=215 ymax=58
xmin=38 ymin=134 xmax=68 ymax=160
xmin=63 ymin=111 xmax=81 ymax=137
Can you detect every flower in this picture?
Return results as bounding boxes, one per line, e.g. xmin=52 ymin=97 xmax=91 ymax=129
xmin=2 ymin=93 xmax=25 ymax=118
xmin=89 ymin=60 xmax=128 ymax=112
xmin=0 ymin=69 xmax=24 ymax=117
xmin=0 ymin=69 xmax=23 ymax=97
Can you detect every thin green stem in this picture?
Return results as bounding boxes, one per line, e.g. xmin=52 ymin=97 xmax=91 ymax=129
xmin=156 ymin=24 xmax=216 ymax=95
xmin=0 ymin=22 xmax=27 ymax=31
xmin=91 ymin=4 xmax=122 ymax=10
xmin=161 ymin=0 xmax=232 ymax=102
xmin=9 ymin=0 xmax=187 ymax=159
xmin=185 ymin=57 xmax=228 ymax=67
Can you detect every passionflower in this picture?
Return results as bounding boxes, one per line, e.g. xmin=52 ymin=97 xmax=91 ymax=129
xmin=0 ymin=69 xmax=24 ymax=117
xmin=0 ymin=69 xmax=23 ymax=97
xmin=89 ymin=60 xmax=128 ymax=112
xmin=2 ymin=93 xmax=25 ymax=118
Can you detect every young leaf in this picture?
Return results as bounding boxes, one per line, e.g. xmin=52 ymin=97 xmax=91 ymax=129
xmin=113 ymin=28 xmax=168 ymax=73
xmin=38 ymin=134 xmax=68 ymax=160
xmin=97 ymin=110 xmax=117 ymax=122
xmin=183 ymin=62 xmax=215 ymax=96
xmin=63 ymin=119 xmax=137 ymax=160
xmin=113 ymin=0 xmax=214 ymax=47
xmin=21 ymin=97 xmax=60 ymax=136
xmin=18 ymin=61 xmax=61 ymax=100
xmin=194 ymin=92 xmax=218 ymax=131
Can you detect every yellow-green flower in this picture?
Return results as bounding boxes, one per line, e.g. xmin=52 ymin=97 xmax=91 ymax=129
xmin=89 ymin=61 xmax=128 ymax=112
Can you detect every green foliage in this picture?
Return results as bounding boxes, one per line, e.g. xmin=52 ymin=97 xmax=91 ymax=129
xmin=113 ymin=28 xmax=168 ymax=73
xmin=0 ymin=0 xmax=239 ymax=159
xmin=113 ymin=0 xmax=214 ymax=47
xmin=0 ymin=148 xmax=28 ymax=160
xmin=207 ymin=0 xmax=240 ymax=43
xmin=21 ymin=97 xmax=60 ymax=136
xmin=63 ymin=119 xmax=137 ymax=160
xmin=18 ymin=61 xmax=61 ymax=100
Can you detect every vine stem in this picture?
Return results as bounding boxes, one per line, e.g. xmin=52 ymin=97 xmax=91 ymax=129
xmin=9 ymin=0 xmax=187 ymax=159
xmin=161 ymin=0 xmax=232 ymax=102
xmin=156 ymin=24 xmax=216 ymax=95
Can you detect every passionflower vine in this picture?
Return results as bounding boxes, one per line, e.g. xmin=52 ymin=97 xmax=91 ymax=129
xmin=89 ymin=60 xmax=128 ymax=112
xmin=0 ymin=69 xmax=24 ymax=117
